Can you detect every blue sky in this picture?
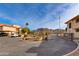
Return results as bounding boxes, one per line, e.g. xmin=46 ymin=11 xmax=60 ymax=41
xmin=0 ymin=3 xmax=79 ymax=30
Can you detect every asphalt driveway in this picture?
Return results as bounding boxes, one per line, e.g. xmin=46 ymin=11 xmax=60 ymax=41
xmin=0 ymin=36 xmax=77 ymax=56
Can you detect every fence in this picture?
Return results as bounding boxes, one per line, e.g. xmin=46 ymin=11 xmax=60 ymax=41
xmin=58 ymin=33 xmax=74 ymax=41
xmin=48 ymin=33 xmax=74 ymax=41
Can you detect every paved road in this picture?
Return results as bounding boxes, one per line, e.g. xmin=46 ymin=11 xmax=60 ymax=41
xmin=0 ymin=36 xmax=77 ymax=56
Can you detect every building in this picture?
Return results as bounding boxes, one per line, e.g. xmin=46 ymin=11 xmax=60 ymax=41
xmin=65 ymin=15 xmax=79 ymax=38
xmin=0 ymin=24 xmax=21 ymax=36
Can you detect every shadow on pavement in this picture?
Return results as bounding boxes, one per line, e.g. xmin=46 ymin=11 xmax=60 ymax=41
xmin=25 ymin=37 xmax=78 ymax=56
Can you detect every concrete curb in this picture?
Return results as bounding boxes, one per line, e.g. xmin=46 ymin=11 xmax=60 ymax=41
xmin=63 ymin=41 xmax=79 ymax=56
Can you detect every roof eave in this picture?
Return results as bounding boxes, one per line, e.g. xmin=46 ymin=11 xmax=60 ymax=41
xmin=65 ymin=15 xmax=79 ymax=24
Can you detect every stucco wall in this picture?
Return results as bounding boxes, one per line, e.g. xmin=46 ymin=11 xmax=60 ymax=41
xmin=3 ymin=26 xmax=17 ymax=32
xmin=67 ymin=19 xmax=79 ymax=38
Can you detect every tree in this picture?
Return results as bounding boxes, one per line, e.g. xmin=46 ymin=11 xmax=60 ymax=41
xmin=21 ymin=28 xmax=30 ymax=34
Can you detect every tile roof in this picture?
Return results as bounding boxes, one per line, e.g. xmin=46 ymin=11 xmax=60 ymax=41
xmin=0 ymin=24 xmax=20 ymax=28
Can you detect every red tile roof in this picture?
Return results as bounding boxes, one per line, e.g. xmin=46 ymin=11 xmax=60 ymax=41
xmin=0 ymin=24 xmax=7 ymax=26
xmin=0 ymin=24 xmax=20 ymax=28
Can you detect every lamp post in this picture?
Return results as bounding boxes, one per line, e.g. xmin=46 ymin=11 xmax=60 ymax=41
xmin=59 ymin=15 xmax=61 ymax=37
xmin=56 ymin=12 xmax=61 ymax=37
xmin=59 ymin=15 xmax=61 ymax=30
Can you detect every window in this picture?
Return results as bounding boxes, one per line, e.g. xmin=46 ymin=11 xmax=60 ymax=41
xmin=69 ymin=23 xmax=71 ymax=28
xmin=76 ymin=18 xmax=79 ymax=23
xmin=65 ymin=27 xmax=67 ymax=31
xmin=76 ymin=28 xmax=79 ymax=32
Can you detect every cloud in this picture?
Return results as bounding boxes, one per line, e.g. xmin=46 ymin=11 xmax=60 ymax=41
xmin=0 ymin=3 xmax=79 ymax=30
xmin=30 ymin=4 xmax=76 ymax=30
xmin=61 ymin=4 xmax=79 ymax=28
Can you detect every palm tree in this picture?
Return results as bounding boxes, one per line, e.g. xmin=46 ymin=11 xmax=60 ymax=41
xmin=26 ymin=22 xmax=29 ymax=27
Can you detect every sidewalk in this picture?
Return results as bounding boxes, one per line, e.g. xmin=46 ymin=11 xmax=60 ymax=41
xmin=67 ymin=40 xmax=79 ymax=56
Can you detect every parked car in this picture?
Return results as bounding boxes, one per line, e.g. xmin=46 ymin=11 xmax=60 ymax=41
xmin=11 ymin=33 xmax=18 ymax=37
xmin=0 ymin=32 xmax=8 ymax=37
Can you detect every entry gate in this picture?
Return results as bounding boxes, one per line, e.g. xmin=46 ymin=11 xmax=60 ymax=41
xmin=48 ymin=33 xmax=74 ymax=41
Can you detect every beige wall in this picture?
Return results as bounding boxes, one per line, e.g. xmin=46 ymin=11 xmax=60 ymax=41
xmin=2 ymin=26 xmax=17 ymax=32
xmin=67 ymin=19 xmax=79 ymax=38
xmin=0 ymin=25 xmax=20 ymax=36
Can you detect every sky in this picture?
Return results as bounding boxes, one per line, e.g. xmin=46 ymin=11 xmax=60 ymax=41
xmin=0 ymin=3 xmax=79 ymax=30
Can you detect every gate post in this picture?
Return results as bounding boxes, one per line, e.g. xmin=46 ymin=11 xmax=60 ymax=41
xmin=70 ymin=33 xmax=74 ymax=41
